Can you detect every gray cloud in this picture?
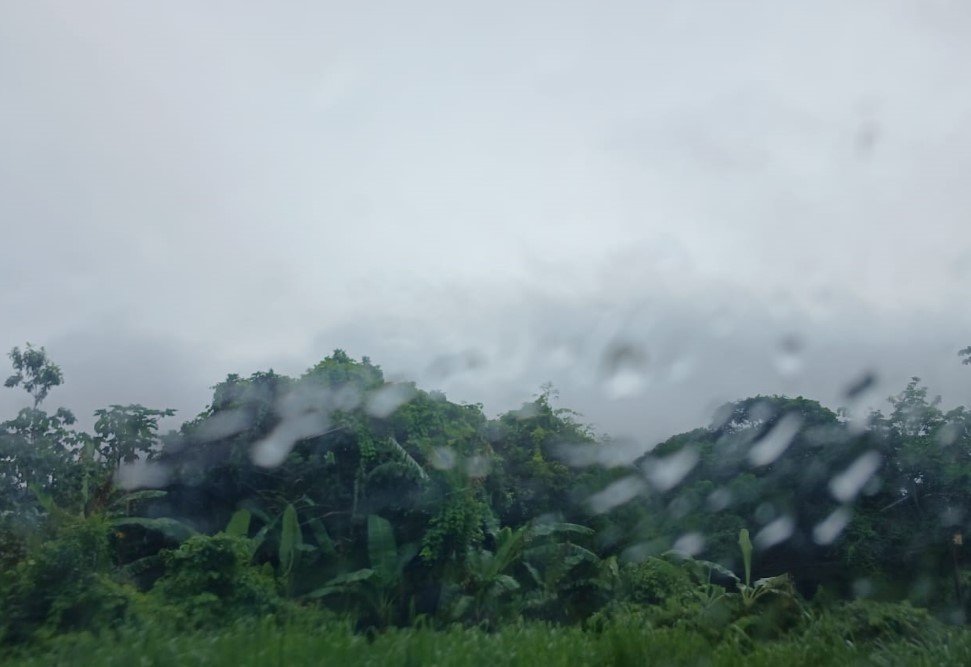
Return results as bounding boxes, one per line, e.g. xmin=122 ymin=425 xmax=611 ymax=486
xmin=1 ymin=1 xmax=970 ymax=441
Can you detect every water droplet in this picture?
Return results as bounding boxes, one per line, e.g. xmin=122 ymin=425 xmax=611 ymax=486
xmin=365 ymin=383 xmax=417 ymax=418
xmin=464 ymin=455 xmax=490 ymax=479
xmin=773 ymin=334 xmax=804 ymax=377
xmin=620 ymin=540 xmax=667 ymax=563
xmin=748 ymin=414 xmax=802 ymax=466
xmin=855 ymin=120 xmax=879 ymax=157
xmin=512 ymin=402 xmax=540 ymax=419
xmin=668 ymin=495 xmax=694 ymax=520
xmin=588 ymin=475 xmax=647 ymax=514
xmin=331 ymin=385 xmax=362 ymax=412
xmin=251 ymin=412 xmax=330 ymax=468
xmin=829 ymin=451 xmax=882 ymax=502
xmin=812 ymin=506 xmax=852 ymax=545
xmin=251 ymin=433 xmax=291 ymax=468
xmin=600 ymin=340 xmax=649 ymax=399
xmin=853 ymin=578 xmax=874 ymax=599
xmin=427 ymin=350 xmax=487 ymax=380
xmin=545 ymin=342 xmax=579 ymax=370
xmin=672 ymin=533 xmax=706 ymax=557
xmin=429 ymin=447 xmax=457 ymax=471
xmin=667 ymin=356 xmax=697 ymax=384
xmin=844 ymin=371 xmax=877 ymax=401
xmin=940 ymin=507 xmax=964 ymax=527
xmin=641 ymin=446 xmax=699 ymax=492
xmin=555 ymin=436 xmax=652 ymax=468
xmin=707 ymin=487 xmax=733 ymax=511
xmin=754 ymin=502 xmax=776 ymax=525
xmin=193 ymin=409 xmax=251 ymax=442
xmin=754 ymin=515 xmax=794 ymax=550
xmin=115 ymin=460 xmax=170 ymax=490
xmin=938 ymin=422 xmax=963 ymax=446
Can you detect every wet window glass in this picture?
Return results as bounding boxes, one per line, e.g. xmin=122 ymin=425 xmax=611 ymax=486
xmin=2 ymin=2 xmax=971 ymax=664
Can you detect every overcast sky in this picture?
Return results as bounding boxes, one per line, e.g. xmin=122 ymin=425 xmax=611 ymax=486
xmin=1 ymin=1 xmax=970 ymax=444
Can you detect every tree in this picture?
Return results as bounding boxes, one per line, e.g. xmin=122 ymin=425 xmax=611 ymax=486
xmin=93 ymin=404 xmax=175 ymax=470
xmin=960 ymin=346 xmax=971 ymax=366
xmin=0 ymin=345 xmax=78 ymax=510
xmin=4 ymin=344 xmax=64 ymax=408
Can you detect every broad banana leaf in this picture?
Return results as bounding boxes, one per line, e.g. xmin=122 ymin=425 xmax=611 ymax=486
xmin=225 ymin=508 xmax=252 ymax=538
xmin=279 ymin=503 xmax=302 ymax=576
xmin=368 ymin=514 xmax=397 ymax=581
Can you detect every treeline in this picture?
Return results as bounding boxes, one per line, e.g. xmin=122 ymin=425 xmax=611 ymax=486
xmin=1 ymin=343 xmax=970 ymax=648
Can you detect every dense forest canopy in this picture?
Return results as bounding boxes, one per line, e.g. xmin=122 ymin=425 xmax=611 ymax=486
xmin=2 ymin=341 xmax=971 ymax=658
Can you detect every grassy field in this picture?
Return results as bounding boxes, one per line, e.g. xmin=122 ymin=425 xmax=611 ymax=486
xmin=5 ymin=614 xmax=971 ymax=667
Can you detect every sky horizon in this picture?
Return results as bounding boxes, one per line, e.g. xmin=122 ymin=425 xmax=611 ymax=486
xmin=2 ymin=1 xmax=970 ymax=446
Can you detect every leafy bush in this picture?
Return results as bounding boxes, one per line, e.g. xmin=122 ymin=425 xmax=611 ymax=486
xmin=619 ymin=557 xmax=694 ymax=605
xmin=0 ymin=517 xmax=144 ymax=644
xmin=149 ymin=534 xmax=283 ymax=628
xmin=807 ymin=599 xmax=945 ymax=645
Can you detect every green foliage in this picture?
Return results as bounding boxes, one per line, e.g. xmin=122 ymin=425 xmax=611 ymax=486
xmin=809 ymin=599 xmax=945 ymax=645
xmin=278 ymin=503 xmax=301 ymax=581
xmin=93 ymin=404 xmax=175 ymax=469
xmin=306 ymin=514 xmax=417 ymax=629
xmin=738 ymin=528 xmax=753 ymax=586
xmin=224 ymin=508 xmax=251 ymax=538
xmin=420 ymin=488 xmax=486 ymax=564
xmin=4 ymin=344 xmax=64 ymax=408
xmin=7 ymin=344 xmax=971 ymax=658
xmin=149 ymin=534 xmax=282 ymax=628
xmin=8 ymin=614 xmax=971 ymax=667
xmin=0 ymin=517 xmax=144 ymax=644
xmin=619 ymin=556 xmax=694 ymax=605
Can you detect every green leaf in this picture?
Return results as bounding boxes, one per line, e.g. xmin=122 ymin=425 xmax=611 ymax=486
xmin=529 ymin=521 xmax=594 ymax=539
xmin=691 ymin=558 xmax=741 ymax=584
xmin=121 ymin=554 xmax=162 ymax=576
xmin=523 ymin=562 xmax=543 ymax=587
xmin=490 ymin=525 xmax=527 ymax=577
xmin=279 ymin=503 xmax=301 ymax=576
xmin=304 ymin=569 xmax=375 ymax=598
xmin=738 ymin=528 xmax=753 ymax=587
xmin=248 ymin=515 xmax=279 ymax=559
xmin=28 ymin=482 xmax=58 ymax=514
xmin=397 ymin=541 xmax=419 ymax=572
xmin=367 ymin=514 xmax=397 ymax=581
xmin=225 ymin=509 xmax=251 ymax=538
xmin=307 ymin=518 xmax=336 ymax=557
xmin=493 ymin=574 xmax=520 ymax=593
xmin=449 ymin=594 xmax=474 ymax=620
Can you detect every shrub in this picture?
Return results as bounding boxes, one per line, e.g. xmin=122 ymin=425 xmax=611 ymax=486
xmin=808 ymin=599 xmax=945 ymax=645
xmin=149 ymin=534 xmax=283 ymax=628
xmin=619 ymin=557 xmax=694 ymax=605
xmin=0 ymin=517 xmax=143 ymax=644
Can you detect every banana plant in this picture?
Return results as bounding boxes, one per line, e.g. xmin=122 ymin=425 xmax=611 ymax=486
xmin=30 ymin=480 xmax=197 ymax=543
xmin=444 ymin=524 xmax=528 ymax=625
xmin=224 ymin=502 xmax=337 ymax=595
xmin=735 ymin=528 xmax=797 ymax=608
xmin=520 ymin=522 xmax=601 ymax=620
xmin=442 ymin=519 xmax=599 ymax=626
xmin=305 ymin=514 xmax=417 ymax=628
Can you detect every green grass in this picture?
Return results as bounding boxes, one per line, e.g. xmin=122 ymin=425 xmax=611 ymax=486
xmin=5 ymin=615 xmax=971 ymax=667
